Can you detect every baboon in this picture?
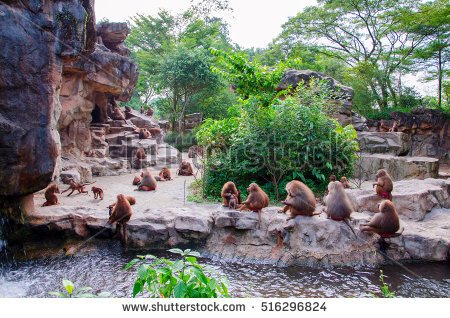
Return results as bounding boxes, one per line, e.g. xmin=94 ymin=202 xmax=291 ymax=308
xmin=109 ymin=194 xmax=133 ymax=246
xmin=373 ymin=169 xmax=393 ymax=200
xmin=132 ymin=175 xmax=142 ymax=185
xmin=278 ymin=180 xmax=319 ymax=219
xmin=124 ymin=106 xmax=132 ymax=113
xmin=138 ymin=128 xmax=151 ymax=139
xmin=61 ymin=180 xmax=93 ymax=196
xmin=146 ymin=107 xmax=154 ymax=117
xmin=108 ymin=195 xmax=136 ymax=216
xmin=137 ymin=169 xmax=157 ymax=191
xmin=389 ymin=121 xmax=399 ymax=132
xmin=42 ymin=183 xmax=60 ymax=207
xmin=360 ymin=200 xmax=400 ymax=237
xmin=148 ymin=127 xmax=162 ymax=138
xmin=178 ymin=160 xmax=194 ymax=176
xmin=112 ymin=107 xmax=126 ymax=122
xmin=340 ymin=176 xmax=351 ymax=189
xmin=91 ymin=186 xmax=104 ymax=200
xmin=239 ymin=183 xmax=269 ymax=226
xmin=221 ymin=181 xmax=240 ymax=207
xmin=158 ymin=167 xmax=172 ymax=181
xmin=329 ymin=175 xmax=337 ymax=182
xmin=140 ymin=106 xmax=144 ymax=114
xmin=325 ymin=181 xmax=357 ymax=237
xmin=135 ymin=148 xmax=146 ymax=160
xmin=228 ymin=193 xmax=238 ymax=209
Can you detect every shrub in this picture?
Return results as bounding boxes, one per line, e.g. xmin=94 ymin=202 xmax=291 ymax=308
xmin=199 ymin=95 xmax=358 ymax=201
xmin=164 ymin=130 xmax=197 ymax=152
xmin=125 ymin=249 xmax=229 ymax=298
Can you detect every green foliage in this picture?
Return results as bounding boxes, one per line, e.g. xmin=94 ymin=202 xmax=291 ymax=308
xmin=125 ymin=249 xmax=229 ymax=298
xmin=376 ymin=270 xmax=395 ymax=298
xmin=164 ymin=130 xmax=197 ymax=152
xmin=197 ymin=53 xmax=358 ymax=201
xmin=48 ymin=279 xmax=111 ymax=298
xmin=126 ymin=6 xmax=234 ymax=127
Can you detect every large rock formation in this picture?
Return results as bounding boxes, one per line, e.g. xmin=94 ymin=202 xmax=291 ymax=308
xmin=367 ymin=108 xmax=450 ymax=163
xmin=59 ymin=22 xmax=138 ymax=157
xmin=20 ymin=174 xmax=450 ymax=267
xmin=277 ymin=69 xmax=367 ymax=131
xmin=0 ymin=0 xmax=95 ymax=198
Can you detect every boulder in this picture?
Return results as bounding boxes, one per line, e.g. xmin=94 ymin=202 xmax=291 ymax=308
xmin=346 ymin=178 xmax=450 ymax=221
xmin=356 ymin=154 xmax=439 ymax=181
xmin=357 ymin=132 xmax=411 ymax=156
xmin=0 ymin=0 xmax=94 ymax=197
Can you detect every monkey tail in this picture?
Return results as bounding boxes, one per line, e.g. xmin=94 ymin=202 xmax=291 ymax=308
xmin=343 ymin=218 xmax=358 ymax=238
xmin=82 ymin=181 xmax=97 ymax=186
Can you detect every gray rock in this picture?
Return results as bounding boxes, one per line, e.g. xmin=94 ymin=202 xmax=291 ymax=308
xmin=357 ymin=132 xmax=410 ymax=155
xmin=355 ymin=153 xmax=439 ymax=181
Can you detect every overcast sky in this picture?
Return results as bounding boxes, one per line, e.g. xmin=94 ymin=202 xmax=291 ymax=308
xmin=95 ymin=0 xmax=316 ymax=48
xmin=95 ymin=0 xmax=436 ymax=96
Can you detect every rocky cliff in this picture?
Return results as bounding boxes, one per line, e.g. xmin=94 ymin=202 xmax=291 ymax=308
xmin=367 ymin=108 xmax=450 ymax=163
xmin=0 ymin=0 xmax=95 ymax=198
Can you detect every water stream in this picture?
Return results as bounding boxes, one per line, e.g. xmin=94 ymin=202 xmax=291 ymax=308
xmin=0 ymin=241 xmax=448 ymax=298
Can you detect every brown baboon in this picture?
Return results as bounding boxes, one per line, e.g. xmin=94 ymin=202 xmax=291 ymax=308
xmin=340 ymin=176 xmax=351 ymax=189
xmin=178 ymin=160 xmax=194 ymax=176
xmin=279 ymin=180 xmax=319 ymax=219
xmin=158 ymin=167 xmax=172 ymax=181
xmin=109 ymin=194 xmax=133 ymax=246
xmin=42 ymin=183 xmax=60 ymax=207
xmin=108 ymin=195 xmax=136 ymax=216
xmin=329 ymin=175 xmax=337 ymax=182
xmin=373 ymin=169 xmax=393 ymax=200
xmin=137 ymin=169 xmax=157 ymax=191
xmin=146 ymin=107 xmax=154 ymax=117
xmin=132 ymin=175 xmax=142 ymax=185
xmin=112 ymin=107 xmax=126 ymax=122
xmin=239 ymin=183 xmax=269 ymax=226
xmin=61 ymin=180 xmax=93 ymax=196
xmin=91 ymin=186 xmax=104 ymax=200
xmin=326 ymin=181 xmax=357 ymax=237
xmin=135 ymin=148 xmax=146 ymax=160
xmin=138 ymin=128 xmax=151 ymax=139
xmin=221 ymin=181 xmax=241 ymax=208
xmin=360 ymin=200 xmax=400 ymax=237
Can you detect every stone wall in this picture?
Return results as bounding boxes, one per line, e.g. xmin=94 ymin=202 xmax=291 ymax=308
xmin=367 ymin=108 xmax=450 ymax=163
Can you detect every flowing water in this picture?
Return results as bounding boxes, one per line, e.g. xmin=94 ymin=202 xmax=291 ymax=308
xmin=0 ymin=241 xmax=448 ymax=298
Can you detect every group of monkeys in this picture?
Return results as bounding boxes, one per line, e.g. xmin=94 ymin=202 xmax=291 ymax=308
xmin=42 ymin=163 xmax=400 ymax=247
xmin=41 ymin=161 xmax=196 ymax=245
xmin=221 ymin=168 xmax=401 ymax=240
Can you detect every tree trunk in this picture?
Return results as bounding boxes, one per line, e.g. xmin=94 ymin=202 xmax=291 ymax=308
xmin=438 ymin=48 xmax=442 ymax=108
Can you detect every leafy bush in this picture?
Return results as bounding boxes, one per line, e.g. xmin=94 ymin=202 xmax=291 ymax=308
xmin=164 ymin=130 xmax=197 ymax=152
xmin=196 ymin=51 xmax=358 ymax=201
xmin=49 ymin=279 xmax=111 ymax=298
xmin=200 ymin=96 xmax=358 ymax=201
xmin=125 ymin=249 xmax=229 ymax=298
xmin=376 ymin=270 xmax=395 ymax=298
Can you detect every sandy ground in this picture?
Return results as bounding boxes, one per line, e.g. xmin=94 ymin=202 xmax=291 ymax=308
xmin=34 ymin=165 xmax=216 ymax=218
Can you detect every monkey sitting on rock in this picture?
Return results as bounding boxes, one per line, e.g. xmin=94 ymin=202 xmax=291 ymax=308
xmin=239 ymin=183 xmax=269 ymax=227
xmin=42 ymin=183 xmax=60 ymax=207
xmin=278 ymin=180 xmax=320 ymax=220
xmin=373 ymin=169 xmax=393 ymax=200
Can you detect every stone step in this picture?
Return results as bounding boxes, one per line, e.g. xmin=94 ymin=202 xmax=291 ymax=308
xmin=345 ymin=178 xmax=450 ymax=221
xmin=357 ymin=132 xmax=410 ymax=156
xmin=105 ymin=132 xmax=137 ymax=145
xmin=354 ymin=153 xmax=439 ymax=181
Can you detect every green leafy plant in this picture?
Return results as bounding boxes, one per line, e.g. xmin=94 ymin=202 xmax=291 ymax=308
xmin=377 ymin=270 xmax=395 ymax=298
xmin=48 ymin=279 xmax=111 ymax=298
xmin=125 ymin=249 xmax=230 ymax=298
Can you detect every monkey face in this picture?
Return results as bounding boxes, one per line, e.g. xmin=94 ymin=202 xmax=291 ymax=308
xmin=376 ymin=169 xmax=387 ymax=178
xmin=247 ymin=183 xmax=258 ymax=192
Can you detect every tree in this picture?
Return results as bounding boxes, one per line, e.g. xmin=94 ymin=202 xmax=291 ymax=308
xmin=157 ymin=47 xmax=222 ymax=130
xmin=279 ymin=0 xmax=426 ymax=109
xmin=125 ymin=4 xmax=234 ymax=126
xmin=405 ymin=0 xmax=450 ymax=108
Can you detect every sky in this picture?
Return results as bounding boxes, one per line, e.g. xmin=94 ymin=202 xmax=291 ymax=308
xmin=95 ymin=0 xmax=436 ymax=96
xmin=95 ymin=0 xmax=316 ymax=49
